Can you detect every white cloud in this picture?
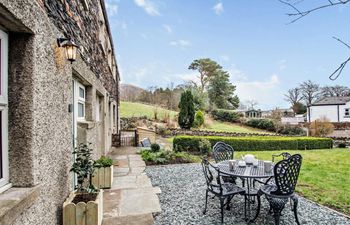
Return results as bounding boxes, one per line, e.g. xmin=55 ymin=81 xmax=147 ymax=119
xmin=169 ymin=39 xmax=191 ymax=47
xmin=105 ymin=1 xmax=119 ymax=16
xmin=162 ymin=24 xmax=172 ymax=34
xmin=176 ymin=72 xmax=200 ymax=83
xmin=213 ymin=2 xmax=224 ymax=15
xmin=134 ymin=0 xmax=160 ymax=16
xmin=233 ymin=74 xmax=284 ymax=109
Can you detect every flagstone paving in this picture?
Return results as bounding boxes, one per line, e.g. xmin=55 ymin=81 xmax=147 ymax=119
xmin=102 ymin=147 xmax=161 ymax=225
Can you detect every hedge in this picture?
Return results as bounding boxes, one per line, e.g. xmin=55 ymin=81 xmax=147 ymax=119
xmin=211 ymin=109 xmax=241 ymax=123
xmin=173 ymin=135 xmax=333 ymax=152
xmin=245 ymin=119 xmax=276 ymax=131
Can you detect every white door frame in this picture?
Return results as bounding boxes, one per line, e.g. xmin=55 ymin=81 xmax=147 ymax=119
xmin=0 ymin=28 xmax=9 ymax=190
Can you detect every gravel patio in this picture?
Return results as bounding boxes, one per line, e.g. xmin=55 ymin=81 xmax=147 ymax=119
xmin=146 ymin=163 xmax=350 ymax=225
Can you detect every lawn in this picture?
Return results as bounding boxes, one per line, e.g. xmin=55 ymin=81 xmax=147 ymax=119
xmin=235 ymin=149 xmax=350 ymax=215
xmin=120 ymin=101 xmax=178 ymax=120
xmin=204 ymin=120 xmax=269 ymax=134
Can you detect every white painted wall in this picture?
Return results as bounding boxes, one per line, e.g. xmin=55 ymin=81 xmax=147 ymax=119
xmin=308 ymin=102 xmax=350 ymax=122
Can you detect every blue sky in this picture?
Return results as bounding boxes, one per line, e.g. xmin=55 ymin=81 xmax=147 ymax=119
xmin=105 ymin=0 xmax=350 ymax=109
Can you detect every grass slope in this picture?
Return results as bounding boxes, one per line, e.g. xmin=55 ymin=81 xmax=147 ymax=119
xmin=121 ymin=101 xmax=265 ymax=134
xmin=120 ymin=101 xmax=178 ymax=120
xmin=235 ymin=149 xmax=350 ymax=215
xmin=204 ymin=120 xmax=268 ymax=134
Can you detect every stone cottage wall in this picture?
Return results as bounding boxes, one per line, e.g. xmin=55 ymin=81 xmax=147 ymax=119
xmin=0 ymin=0 xmax=119 ymax=224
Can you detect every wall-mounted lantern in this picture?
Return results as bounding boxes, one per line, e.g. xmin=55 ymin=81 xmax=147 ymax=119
xmin=57 ymin=38 xmax=79 ymax=63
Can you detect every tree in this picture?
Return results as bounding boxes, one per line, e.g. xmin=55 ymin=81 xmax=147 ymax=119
xmin=299 ymin=80 xmax=320 ymax=105
xmin=284 ymin=88 xmax=303 ymax=106
xmin=178 ymin=90 xmax=195 ymax=129
xmin=246 ymin=100 xmax=258 ymax=110
xmin=188 ymin=58 xmax=222 ymax=93
xmin=183 ymin=81 xmax=208 ymax=111
xmin=207 ymin=70 xmax=239 ymax=109
xmin=292 ymin=102 xmax=307 ymax=114
xmin=279 ymin=0 xmax=350 ymax=80
xmin=320 ymin=85 xmax=350 ymax=97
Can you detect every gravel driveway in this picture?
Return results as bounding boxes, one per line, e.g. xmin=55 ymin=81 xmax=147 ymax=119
xmin=146 ymin=163 xmax=350 ymax=225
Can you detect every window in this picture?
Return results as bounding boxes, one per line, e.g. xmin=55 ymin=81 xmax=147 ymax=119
xmin=345 ymin=108 xmax=350 ymax=117
xmin=0 ymin=29 xmax=9 ymax=189
xmin=76 ymin=82 xmax=85 ymax=120
xmin=95 ymin=95 xmax=100 ymax=122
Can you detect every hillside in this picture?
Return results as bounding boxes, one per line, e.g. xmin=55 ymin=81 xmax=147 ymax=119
xmin=120 ymin=84 xmax=145 ymax=101
xmin=120 ymin=101 xmax=178 ymax=120
xmin=120 ymin=101 xmax=268 ymax=134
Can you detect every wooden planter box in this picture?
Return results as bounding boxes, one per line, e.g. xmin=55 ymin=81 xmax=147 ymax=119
xmin=63 ymin=190 xmax=103 ymax=225
xmin=92 ymin=166 xmax=113 ymax=189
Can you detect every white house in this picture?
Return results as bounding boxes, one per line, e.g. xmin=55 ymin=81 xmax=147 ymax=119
xmin=307 ymin=96 xmax=350 ymax=122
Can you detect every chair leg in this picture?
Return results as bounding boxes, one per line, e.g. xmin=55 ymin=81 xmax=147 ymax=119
xmin=269 ymin=198 xmax=287 ymax=225
xmin=220 ymin=197 xmax=225 ymax=224
xmin=252 ymin=191 xmax=262 ymax=222
xmin=226 ymin=196 xmax=233 ymax=210
xmin=291 ymin=196 xmax=300 ymax=225
xmin=203 ymin=189 xmax=208 ymax=215
xmin=244 ymin=195 xmax=247 ymax=219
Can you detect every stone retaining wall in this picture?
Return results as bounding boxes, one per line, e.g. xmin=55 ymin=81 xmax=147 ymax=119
xmin=166 ymin=128 xmax=280 ymax=137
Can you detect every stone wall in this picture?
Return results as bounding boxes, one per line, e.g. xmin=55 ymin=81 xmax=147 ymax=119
xmin=38 ymin=0 xmax=120 ymax=100
xmin=165 ymin=128 xmax=280 ymax=137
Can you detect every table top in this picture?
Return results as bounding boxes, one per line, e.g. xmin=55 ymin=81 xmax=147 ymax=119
xmin=216 ymin=160 xmax=274 ymax=179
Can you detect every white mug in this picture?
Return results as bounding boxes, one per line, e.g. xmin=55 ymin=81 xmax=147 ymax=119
xmin=253 ymin=159 xmax=259 ymax=167
xmin=264 ymin=161 xmax=272 ymax=173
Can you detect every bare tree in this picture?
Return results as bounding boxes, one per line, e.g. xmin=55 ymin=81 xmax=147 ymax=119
xmin=279 ymin=0 xmax=350 ymax=80
xmin=246 ymin=99 xmax=258 ymax=110
xmin=320 ymin=85 xmax=350 ymax=97
xmin=284 ymin=87 xmax=303 ymax=105
xmin=299 ymin=80 xmax=320 ymax=105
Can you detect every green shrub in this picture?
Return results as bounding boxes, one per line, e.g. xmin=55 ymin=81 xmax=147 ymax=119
xmin=245 ymin=119 xmax=275 ymax=131
xmin=151 ymin=143 xmax=160 ymax=152
xmin=95 ymin=155 xmax=113 ymax=167
xmin=277 ymin=125 xmax=306 ymax=135
xmin=338 ymin=143 xmax=346 ymax=148
xmin=178 ymin=90 xmax=195 ymax=129
xmin=173 ymin=135 xmax=333 ymax=152
xmin=198 ymin=138 xmax=212 ymax=155
xmin=193 ymin=110 xmax=205 ymax=128
xmin=211 ymin=109 xmax=240 ymax=122
xmin=140 ymin=149 xmax=200 ymax=165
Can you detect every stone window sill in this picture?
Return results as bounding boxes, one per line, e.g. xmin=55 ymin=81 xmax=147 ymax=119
xmin=0 ymin=185 xmax=40 ymax=225
xmin=77 ymin=120 xmax=95 ymax=129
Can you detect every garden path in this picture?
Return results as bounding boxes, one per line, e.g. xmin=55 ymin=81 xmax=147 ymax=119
xmin=102 ymin=146 xmax=161 ymax=225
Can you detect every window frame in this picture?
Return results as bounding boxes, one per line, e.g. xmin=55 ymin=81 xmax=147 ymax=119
xmin=345 ymin=108 xmax=350 ymax=117
xmin=76 ymin=82 xmax=86 ymax=121
xmin=0 ymin=29 xmax=9 ymax=189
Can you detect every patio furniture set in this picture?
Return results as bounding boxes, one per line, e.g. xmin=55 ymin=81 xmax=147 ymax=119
xmin=201 ymin=142 xmax=302 ymax=225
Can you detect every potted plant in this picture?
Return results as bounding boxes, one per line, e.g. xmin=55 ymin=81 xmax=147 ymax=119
xmin=63 ymin=143 xmax=103 ymax=225
xmin=92 ymin=156 xmax=114 ymax=189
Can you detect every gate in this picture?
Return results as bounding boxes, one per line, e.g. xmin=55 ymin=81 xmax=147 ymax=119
xmin=115 ymin=130 xmax=138 ymax=147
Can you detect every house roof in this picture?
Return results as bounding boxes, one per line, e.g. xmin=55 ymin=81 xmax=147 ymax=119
xmin=312 ymin=96 xmax=350 ymax=106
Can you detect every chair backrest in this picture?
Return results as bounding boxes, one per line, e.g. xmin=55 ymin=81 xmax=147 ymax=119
xmin=272 ymin=152 xmax=291 ymax=162
xmin=213 ymin=142 xmax=234 ymax=163
xmin=272 ymin=154 xmax=302 ymax=196
xmin=141 ymin=138 xmax=151 ymax=147
xmin=201 ymin=159 xmax=222 ymax=193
